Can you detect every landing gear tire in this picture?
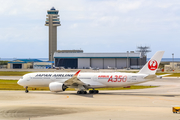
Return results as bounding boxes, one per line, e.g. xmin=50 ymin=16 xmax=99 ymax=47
xmin=25 ymin=86 xmax=29 ymax=93
xmin=89 ymin=90 xmax=99 ymax=94
xmin=77 ymin=91 xmax=87 ymax=94
xmin=25 ymin=90 xmax=29 ymax=93
xmin=95 ymin=90 xmax=99 ymax=94
xmin=89 ymin=90 xmax=93 ymax=94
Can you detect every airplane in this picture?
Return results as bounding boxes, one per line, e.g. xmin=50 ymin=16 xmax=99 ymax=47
xmin=92 ymin=67 xmax=99 ymax=70
xmin=17 ymin=51 xmax=164 ymax=94
xmin=107 ymin=66 xmax=117 ymax=70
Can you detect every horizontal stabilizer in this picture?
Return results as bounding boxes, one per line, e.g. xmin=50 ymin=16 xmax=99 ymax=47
xmin=144 ymin=75 xmax=157 ymax=79
xmin=159 ymin=74 xmax=171 ymax=77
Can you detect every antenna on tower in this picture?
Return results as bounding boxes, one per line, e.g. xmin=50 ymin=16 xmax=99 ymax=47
xmin=136 ymin=46 xmax=151 ymax=57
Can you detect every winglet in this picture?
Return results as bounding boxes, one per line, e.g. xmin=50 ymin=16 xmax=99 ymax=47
xmin=74 ymin=70 xmax=81 ymax=77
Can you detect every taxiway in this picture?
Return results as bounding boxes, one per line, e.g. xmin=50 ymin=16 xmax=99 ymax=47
xmin=0 ymin=78 xmax=180 ymax=120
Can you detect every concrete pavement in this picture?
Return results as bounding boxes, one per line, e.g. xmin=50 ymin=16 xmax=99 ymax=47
xmin=0 ymin=76 xmax=21 ymax=80
xmin=0 ymin=78 xmax=180 ymax=120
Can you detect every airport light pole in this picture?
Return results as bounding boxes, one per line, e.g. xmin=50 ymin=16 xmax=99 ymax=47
xmin=172 ymin=53 xmax=174 ymax=71
xmin=127 ymin=51 xmax=129 ymax=69
xmin=51 ymin=52 xmax=53 ymax=69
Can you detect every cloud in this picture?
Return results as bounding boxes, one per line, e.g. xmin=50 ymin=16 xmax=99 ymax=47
xmin=0 ymin=0 xmax=180 ymax=57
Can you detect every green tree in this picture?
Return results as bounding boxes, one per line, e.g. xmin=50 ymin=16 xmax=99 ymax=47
xmin=0 ymin=61 xmax=9 ymax=65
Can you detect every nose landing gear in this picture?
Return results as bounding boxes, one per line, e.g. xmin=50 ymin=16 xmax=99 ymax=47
xmin=25 ymin=86 xmax=29 ymax=93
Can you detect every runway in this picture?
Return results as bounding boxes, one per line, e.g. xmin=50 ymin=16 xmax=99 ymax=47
xmin=0 ymin=76 xmax=21 ymax=80
xmin=0 ymin=78 xmax=180 ymax=120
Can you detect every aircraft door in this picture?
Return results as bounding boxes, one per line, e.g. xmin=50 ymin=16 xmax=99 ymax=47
xmin=25 ymin=75 xmax=34 ymax=86
xmin=51 ymin=75 xmax=56 ymax=82
xmin=129 ymin=75 xmax=137 ymax=82
xmin=25 ymin=75 xmax=31 ymax=83
xmin=92 ymin=75 xmax=98 ymax=82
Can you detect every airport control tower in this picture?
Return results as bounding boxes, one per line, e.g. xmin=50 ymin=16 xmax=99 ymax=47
xmin=45 ymin=7 xmax=61 ymax=61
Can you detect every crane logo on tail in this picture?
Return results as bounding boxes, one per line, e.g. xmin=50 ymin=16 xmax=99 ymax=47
xmin=148 ymin=59 xmax=158 ymax=71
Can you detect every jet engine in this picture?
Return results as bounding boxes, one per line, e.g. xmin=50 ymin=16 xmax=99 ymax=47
xmin=49 ymin=82 xmax=66 ymax=92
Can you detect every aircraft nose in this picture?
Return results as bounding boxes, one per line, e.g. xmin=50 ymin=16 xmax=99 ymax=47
xmin=17 ymin=80 xmax=20 ymax=85
xmin=17 ymin=79 xmax=22 ymax=86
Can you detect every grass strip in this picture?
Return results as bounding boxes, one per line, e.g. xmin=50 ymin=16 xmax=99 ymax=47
xmin=0 ymin=71 xmax=32 ymax=76
xmin=0 ymin=80 xmax=157 ymax=91
xmin=156 ymin=73 xmax=180 ymax=77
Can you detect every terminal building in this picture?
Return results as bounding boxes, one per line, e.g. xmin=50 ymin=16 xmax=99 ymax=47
xmin=8 ymin=59 xmax=42 ymax=69
xmin=7 ymin=59 xmax=53 ymax=69
xmin=54 ymin=50 xmax=146 ymax=69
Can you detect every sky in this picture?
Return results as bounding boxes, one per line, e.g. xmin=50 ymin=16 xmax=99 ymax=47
xmin=0 ymin=0 xmax=180 ymax=58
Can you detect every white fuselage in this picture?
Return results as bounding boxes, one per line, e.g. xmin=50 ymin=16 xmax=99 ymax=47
xmin=18 ymin=72 xmax=151 ymax=88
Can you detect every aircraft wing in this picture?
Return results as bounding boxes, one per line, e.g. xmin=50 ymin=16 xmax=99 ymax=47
xmin=64 ymin=70 xmax=85 ymax=86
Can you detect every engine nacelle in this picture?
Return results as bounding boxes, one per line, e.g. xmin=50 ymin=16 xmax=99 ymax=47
xmin=49 ymin=82 xmax=66 ymax=92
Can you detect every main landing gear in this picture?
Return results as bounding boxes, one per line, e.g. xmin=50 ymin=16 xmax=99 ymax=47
xmin=89 ymin=89 xmax=99 ymax=94
xmin=25 ymin=86 xmax=29 ymax=93
xmin=77 ymin=89 xmax=99 ymax=94
xmin=77 ymin=91 xmax=87 ymax=94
